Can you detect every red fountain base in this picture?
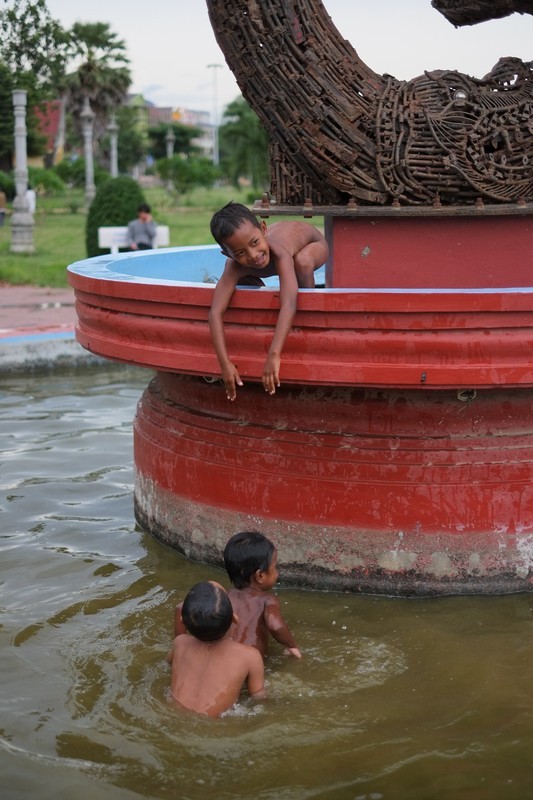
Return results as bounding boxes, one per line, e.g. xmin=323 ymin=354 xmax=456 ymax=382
xmin=68 ymin=207 xmax=533 ymax=595
xmin=134 ymin=372 xmax=533 ymax=595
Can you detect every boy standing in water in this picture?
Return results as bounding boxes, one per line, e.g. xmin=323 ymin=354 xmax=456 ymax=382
xmin=209 ymin=202 xmax=328 ymax=400
xmin=223 ymin=531 xmax=302 ymax=659
xmin=168 ymin=581 xmax=266 ymax=718
xmin=172 ymin=533 xmax=302 ymax=659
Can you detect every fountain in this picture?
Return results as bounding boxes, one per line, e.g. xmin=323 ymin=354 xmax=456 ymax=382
xmin=68 ymin=1 xmax=533 ymax=595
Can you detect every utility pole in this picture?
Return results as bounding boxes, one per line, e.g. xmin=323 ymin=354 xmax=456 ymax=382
xmin=207 ymin=63 xmax=223 ymax=166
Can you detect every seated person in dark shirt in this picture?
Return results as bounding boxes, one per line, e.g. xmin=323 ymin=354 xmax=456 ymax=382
xmin=127 ymin=203 xmax=157 ymax=250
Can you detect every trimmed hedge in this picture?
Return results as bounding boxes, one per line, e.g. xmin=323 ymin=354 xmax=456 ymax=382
xmin=85 ymin=176 xmax=147 ymax=258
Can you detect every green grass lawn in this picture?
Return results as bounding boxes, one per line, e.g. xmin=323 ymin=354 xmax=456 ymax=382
xmin=0 ymin=184 xmax=254 ymax=287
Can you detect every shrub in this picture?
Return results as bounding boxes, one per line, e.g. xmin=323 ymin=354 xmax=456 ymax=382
xmin=0 ymin=170 xmax=15 ymax=200
xmin=28 ymin=167 xmax=66 ymax=196
xmin=85 ymin=176 xmax=147 ymax=257
xmin=53 ymin=158 xmax=110 ymax=188
xmin=156 ymin=155 xmax=219 ymax=196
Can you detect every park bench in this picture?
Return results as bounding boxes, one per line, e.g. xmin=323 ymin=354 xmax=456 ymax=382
xmin=98 ymin=225 xmax=170 ymax=255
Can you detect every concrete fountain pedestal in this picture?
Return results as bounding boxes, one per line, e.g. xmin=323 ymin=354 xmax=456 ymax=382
xmin=68 ymin=206 xmax=533 ymax=595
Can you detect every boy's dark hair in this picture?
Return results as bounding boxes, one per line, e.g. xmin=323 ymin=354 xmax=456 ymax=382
xmin=138 ymin=203 xmax=151 ymax=214
xmin=210 ymin=202 xmax=261 ymax=246
xmin=181 ymin=581 xmax=233 ymax=642
xmin=224 ymin=531 xmax=275 ymax=589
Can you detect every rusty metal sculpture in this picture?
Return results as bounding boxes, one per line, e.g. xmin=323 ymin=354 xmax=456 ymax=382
xmin=432 ymin=0 xmax=533 ymax=27
xmin=206 ymin=0 xmax=533 ymax=207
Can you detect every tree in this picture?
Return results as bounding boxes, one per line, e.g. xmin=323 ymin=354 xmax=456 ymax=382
xmin=0 ymin=63 xmax=14 ymax=172
xmin=148 ymin=122 xmax=202 ymax=161
xmin=0 ymin=0 xmax=69 ymax=94
xmin=64 ymin=22 xmax=131 ymax=144
xmin=156 ymin=155 xmax=219 ymax=197
xmin=0 ymin=0 xmax=68 ymax=168
xmin=218 ymin=96 xmax=269 ymax=190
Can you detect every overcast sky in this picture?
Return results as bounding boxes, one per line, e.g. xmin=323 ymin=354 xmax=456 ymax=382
xmin=46 ymin=0 xmax=533 ymax=120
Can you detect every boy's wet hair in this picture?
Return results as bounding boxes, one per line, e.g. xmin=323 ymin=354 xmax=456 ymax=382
xmin=181 ymin=581 xmax=233 ymax=642
xmin=224 ymin=531 xmax=275 ymax=589
xmin=138 ymin=203 xmax=151 ymax=214
xmin=210 ymin=202 xmax=261 ymax=246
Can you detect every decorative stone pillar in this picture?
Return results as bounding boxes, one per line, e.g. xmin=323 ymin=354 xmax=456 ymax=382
xmin=80 ymin=96 xmax=96 ymax=205
xmin=10 ymin=89 xmax=34 ymax=254
xmin=165 ymin=127 xmax=175 ymax=191
xmin=107 ymin=113 xmax=119 ymax=178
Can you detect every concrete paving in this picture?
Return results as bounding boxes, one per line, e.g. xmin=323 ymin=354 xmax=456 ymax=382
xmin=0 ymin=283 xmax=106 ymax=373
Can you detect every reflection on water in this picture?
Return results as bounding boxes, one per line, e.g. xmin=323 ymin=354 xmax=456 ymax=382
xmin=1 ymin=365 xmax=533 ymax=800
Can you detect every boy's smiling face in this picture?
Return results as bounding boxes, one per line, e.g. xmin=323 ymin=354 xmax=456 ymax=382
xmin=222 ymin=219 xmax=270 ymax=269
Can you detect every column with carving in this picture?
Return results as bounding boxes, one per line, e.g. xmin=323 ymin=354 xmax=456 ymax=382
xmin=10 ymin=89 xmax=34 ymax=254
xmin=81 ymin=96 xmax=96 ymax=205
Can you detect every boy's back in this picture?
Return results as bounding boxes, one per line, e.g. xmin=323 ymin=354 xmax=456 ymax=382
xmin=168 ymin=580 xmax=265 ymax=717
xmin=228 ymin=586 xmax=273 ymax=655
xmin=169 ymin=633 xmax=264 ymax=717
xmin=223 ymin=532 xmax=302 ymax=658
xmin=266 ymin=219 xmax=326 ymax=262
xmin=228 ymin=586 xmax=301 ymax=658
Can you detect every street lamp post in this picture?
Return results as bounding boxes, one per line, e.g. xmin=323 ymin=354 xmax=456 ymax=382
xmin=207 ymin=63 xmax=223 ymax=166
xmin=107 ymin=113 xmax=119 ymax=178
xmin=165 ymin=126 xmax=176 ymax=192
xmin=10 ymin=89 xmax=34 ymax=254
xmin=81 ymin=96 xmax=96 ymax=205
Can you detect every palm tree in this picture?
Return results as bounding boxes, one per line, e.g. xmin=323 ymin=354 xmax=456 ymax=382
xmin=64 ymin=22 xmax=131 ymax=143
xmin=218 ymin=96 xmax=269 ymax=190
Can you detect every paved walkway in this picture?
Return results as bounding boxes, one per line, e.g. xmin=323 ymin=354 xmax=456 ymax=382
xmin=0 ymin=283 xmax=103 ymax=373
xmin=0 ymin=283 xmax=76 ymax=340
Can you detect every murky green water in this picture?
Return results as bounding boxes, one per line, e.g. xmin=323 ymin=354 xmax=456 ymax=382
xmin=1 ymin=365 xmax=533 ymax=800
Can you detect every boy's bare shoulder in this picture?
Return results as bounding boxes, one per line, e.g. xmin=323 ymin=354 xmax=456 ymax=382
xmin=267 ymin=220 xmax=324 ymax=256
xmin=264 ymin=591 xmax=281 ymax=609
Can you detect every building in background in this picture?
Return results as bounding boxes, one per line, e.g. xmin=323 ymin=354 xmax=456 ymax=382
xmin=31 ymin=95 xmax=215 ymax=172
xmin=32 ymin=99 xmax=66 ymax=167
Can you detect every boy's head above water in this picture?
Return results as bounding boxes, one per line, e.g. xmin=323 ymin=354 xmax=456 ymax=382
xmin=224 ymin=531 xmax=277 ymax=590
xmin=181 ymin=581 xmax=233 ymax=642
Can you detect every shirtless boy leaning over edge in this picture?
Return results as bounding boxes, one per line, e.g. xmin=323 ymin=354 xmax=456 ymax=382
xmin=168 ymin=581 xmax=265 ymax=718
xmin=209 ymin=201 xmax=328 ymax=400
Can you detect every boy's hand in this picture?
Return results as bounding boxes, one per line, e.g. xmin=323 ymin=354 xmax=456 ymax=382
xmin=284 ymin=646 xmax=303 ymax=659
xmin=222 ymin=362 xmax=243 ymax=401
xmin=262 ymin=354 xmax=281 ymax=395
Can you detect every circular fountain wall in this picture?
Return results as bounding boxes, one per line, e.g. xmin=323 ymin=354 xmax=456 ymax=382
xmin=68 ymin=236 xmax=533 ymax=595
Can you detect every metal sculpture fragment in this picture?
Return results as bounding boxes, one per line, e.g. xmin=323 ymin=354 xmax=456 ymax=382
xmin=432 ymin=0 xmax=533 ymax=27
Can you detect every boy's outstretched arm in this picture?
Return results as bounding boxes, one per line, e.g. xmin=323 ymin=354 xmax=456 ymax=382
xmin=264 ymin=595 xmax=302 ymax=658
xmin=208 ymin=268 xmax=243 ymax=401
xmin=262 ymin=257 xmax=298 ymax=395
